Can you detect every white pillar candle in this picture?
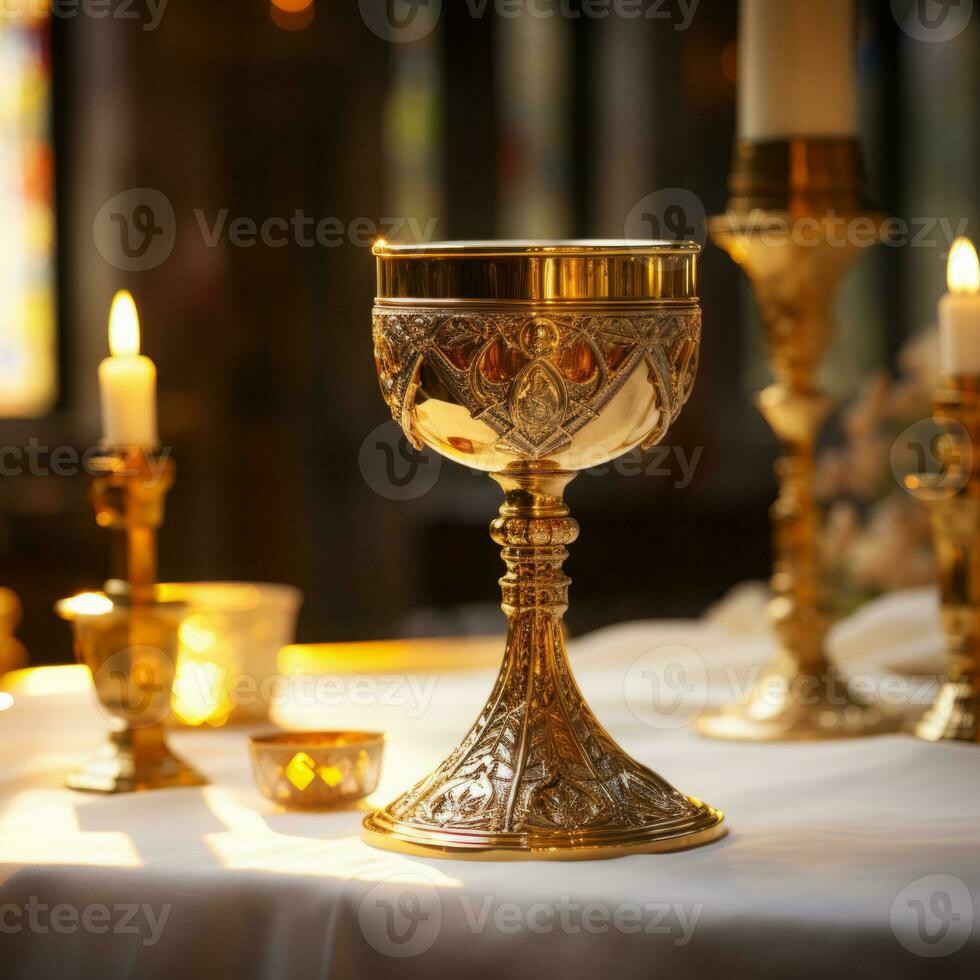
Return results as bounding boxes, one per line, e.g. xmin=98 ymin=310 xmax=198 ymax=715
xmin=939 ymin=238 xmax=980 ymax=377
xmin=98 ymin=291 xmax=159 ymax=449
xmin=738 ymin=0 xmax=858 ymax=141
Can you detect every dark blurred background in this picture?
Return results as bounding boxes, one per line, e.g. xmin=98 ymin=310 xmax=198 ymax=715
xmin=0 ymin=0 xmax=977 ymax=663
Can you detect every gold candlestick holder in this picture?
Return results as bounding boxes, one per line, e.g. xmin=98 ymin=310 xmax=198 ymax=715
xmin=694 ymin=139 xmax=896 ymax=741
xmin=364 ymin=241 xmax=724 ymax=860
xmin=56 ymin=448 xmax=206 ymax=792
xmin=909 ymin=379 xmax=980 ymax=743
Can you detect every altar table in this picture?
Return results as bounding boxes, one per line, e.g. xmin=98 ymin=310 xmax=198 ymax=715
xmin=1 ymin=589 xmax=977 ymax=978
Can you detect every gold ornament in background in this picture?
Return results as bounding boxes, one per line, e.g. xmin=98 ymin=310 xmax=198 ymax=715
xmin=909 ymin=379 xmax=980 ymax=743
xmin=0 ymin=588 xmax=29 ymax=676
xmin=365 ymin=240 xmax=724 ymax=859
xmin=695 ymin=139 xmax=898 ymax=741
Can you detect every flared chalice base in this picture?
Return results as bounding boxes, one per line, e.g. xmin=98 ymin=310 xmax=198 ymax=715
xmin=363 ymin=468 xmax=725 ymax=860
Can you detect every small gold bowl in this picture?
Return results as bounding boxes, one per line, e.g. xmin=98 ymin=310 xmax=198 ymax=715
xmin=248 ymin=731 xmax=385 ymax=809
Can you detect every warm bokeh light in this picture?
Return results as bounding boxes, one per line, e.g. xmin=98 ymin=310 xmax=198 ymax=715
xmin=171 ymin=614 xmax=232 ymax=727
xmin=172 ymin=658 xmax=232 ymax=727
xmin=1 ymin=664 xmax=90 ymax=697
xmin=284 ymin=752 xmax=317 ymax=791
xmin=277 ymin=636 xmax=503 ymax=676
xmin=60 ymin=592 xmax=114 ymax=618
xmin=948 ymin=238 xmax=980 ymax=294
xmin=269 ymin=0 xmax=314 ymax=30
xmin=0 ymin=692 xmax=13 ymax=711
xmin=108 ymin=289 xmax=141 ymax=356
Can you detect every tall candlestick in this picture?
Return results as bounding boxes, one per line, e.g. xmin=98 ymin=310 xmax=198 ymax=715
xmin=738 ymin=0 xmax=857 ymax=141
xmin=939 ymin=238 xmax=980 ymax=377
xmin=98 ymin=291 xmax=159 ymax=449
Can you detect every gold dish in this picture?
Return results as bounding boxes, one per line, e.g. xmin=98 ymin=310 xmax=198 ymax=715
xmin=249 ymin=731 xmax=385 ymax=808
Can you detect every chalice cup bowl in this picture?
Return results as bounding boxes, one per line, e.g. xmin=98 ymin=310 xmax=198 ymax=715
xmin=364 ymin=241 xmax=725 ymax=859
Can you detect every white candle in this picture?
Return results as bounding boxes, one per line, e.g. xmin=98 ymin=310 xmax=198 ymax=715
xmin=939 ymin=238 xmax=980 ymax=377
xmin=98 ymin=291 xmax=159 ymax=449
xmin=738 ymin=0 xmax=858 ymax=141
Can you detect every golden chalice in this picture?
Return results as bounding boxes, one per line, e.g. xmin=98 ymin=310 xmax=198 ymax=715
xmin=364 ymin=241 xmax=725 ymax=859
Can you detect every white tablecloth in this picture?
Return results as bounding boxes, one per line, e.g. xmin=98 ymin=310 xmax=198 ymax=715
xmin=1 ymin=589 xmax=977 ymax=978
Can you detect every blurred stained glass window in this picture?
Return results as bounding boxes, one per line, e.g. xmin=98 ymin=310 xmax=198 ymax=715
xmin=0 ymin=11 xmax=56 ymax=417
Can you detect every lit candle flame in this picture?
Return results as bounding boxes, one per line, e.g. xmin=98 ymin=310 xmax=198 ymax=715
xmin=948 ymin=238 xmax=980 ymax=295
xmin=108 ymin=290 xmax=141 ymax=357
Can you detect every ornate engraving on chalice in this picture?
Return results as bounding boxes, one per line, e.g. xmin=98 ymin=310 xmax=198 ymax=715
xmin=364 ymin=241 xmax=724 ymax=859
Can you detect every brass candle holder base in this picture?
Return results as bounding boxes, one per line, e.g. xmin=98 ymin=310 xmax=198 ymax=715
xmin=56 ymin=593 xmax=207 ymax=794
xmin=366 ymin=241 xmax=725 ymax=859
xmin=66 ymin=722 xmax=205 ymax=795
xmin=694 ymin=653 xmax=891 ymax=743
xmin=915 ymin=673 xmax=980 ymax=743
xmin=695 ymin=139 xmax=898 ymax=743
xmin=57 ymin=446 xmax=208 ymax=792
xmin=364 ymin=468 xmax=724 ymax=860
xmin=910 ymin=380 xmax=980 ymax=744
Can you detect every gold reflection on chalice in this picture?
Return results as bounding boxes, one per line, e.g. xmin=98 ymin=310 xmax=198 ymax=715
xmin=363 ymin=241 xmax=725 ymax=859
